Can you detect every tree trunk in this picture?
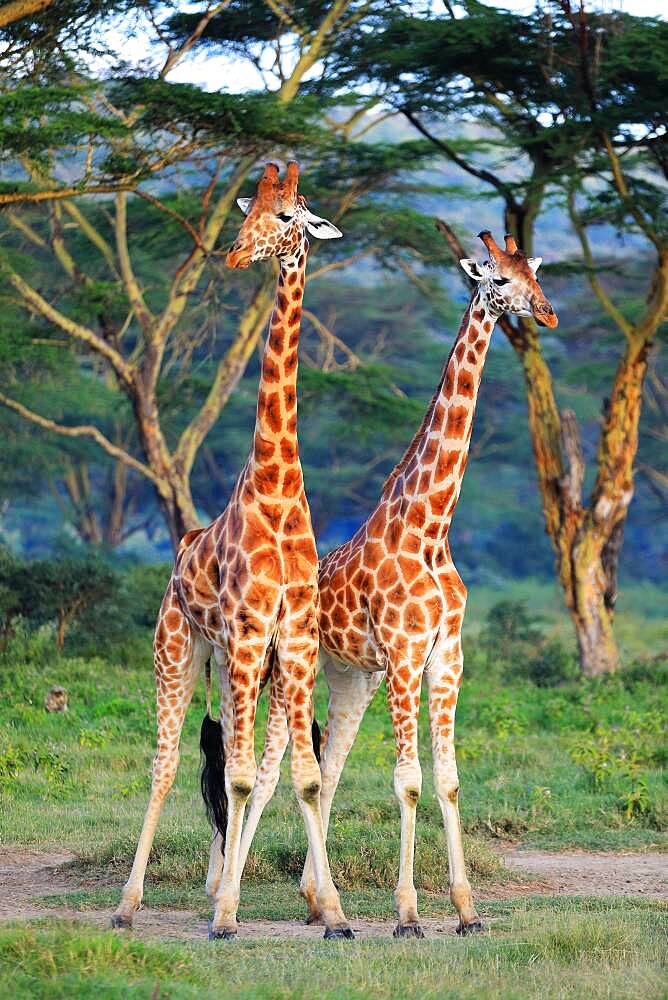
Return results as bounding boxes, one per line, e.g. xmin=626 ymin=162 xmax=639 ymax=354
xmin=157 ymin=477 xmax=200 ymax=551
xmin=129 ymin=378 xmax=199 ymax=550
xmin=105 ymin=459 xmax=128 ymax=547
xmin=569 ymin=528 xmax=620 ymax=675
xmin=505 ymin=319 xmax=627 ymax=676
xmin=56 ymin=609 xmax=66 ymax=650
xmin=62 ymin=463 xmax=102 ymax=545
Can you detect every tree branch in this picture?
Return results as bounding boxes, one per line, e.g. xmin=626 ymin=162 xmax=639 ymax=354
xmin=62 ymin=201 xmax=118 ymax=276
xmin=276 ymin=0 xmax=353 ymax=104
xmin=174 ymin=271 xmax=276 ymax=476
xmin=308 ymin=248 xmax=374 ymax=282
xmin=160 ymin=1 xmax=234 ymax=78
xmin=559 ymin=407 xmax=585 ymax=509
xmin=0 ymin=0 xmax=52 ymax=28
xmin=403 ymin=108 xmax=520 ymax=210
xmin=567 ymin=187 xmax=633 ymax=339
xmin=135 ymin=188 xmax=203 ymax=248
xmin=0 ymin=391 xmax=158 ymax=484
xmin=302 ymin=307 xmax=361 ymax=371
xmin=0 ymin=183 xmax=134 ymax=207
xmin=5 ymin=268 xmax=134 ymax=387
xmin=6 ymin=210 xmax=46 ymax=247
xmin=115 ymin=192 xmax=155 ymax=335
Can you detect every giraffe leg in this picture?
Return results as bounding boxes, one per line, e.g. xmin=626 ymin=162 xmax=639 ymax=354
xmin=209 ymin=640 xmax=263 ymax=939
xmin=112 ymin=596 xmax=209 ymax=929
xmin=204 ymin=655 xmax=235 ymax=901
xmin=386 ymin=658 xmax=424 ymax=939
xmin=426 ymin=633 xmax=483 ymax=935
xmin=237 ymin=665 xmax=290 ymax=878
xmin=300 ymin=659 xmax=383 ymax=924
xmin=277 ymin=609 xmax=353 ymax=940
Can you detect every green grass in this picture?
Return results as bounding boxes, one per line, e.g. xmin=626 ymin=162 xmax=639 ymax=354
xmin=1 ymin=898 xmax=666 ymax=999
xmin=0 ymin=594 xmax=666 ymax=998
xmin=0 ymin=608 xmax=666 ymax=885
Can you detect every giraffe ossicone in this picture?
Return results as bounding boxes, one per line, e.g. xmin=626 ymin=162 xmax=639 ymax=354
xmin=111 ymin=160 xmax=352 ymax=941
xmin=239 ymin=229 xmax=558 ymax=938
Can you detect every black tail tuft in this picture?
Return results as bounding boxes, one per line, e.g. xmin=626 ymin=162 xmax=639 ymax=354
xmin=200 ymin=714 xmax=227 ymax=848
xmin=311 ymin=717 xmax=322 ymax=764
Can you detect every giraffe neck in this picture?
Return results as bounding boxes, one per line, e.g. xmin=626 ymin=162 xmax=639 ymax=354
xmin=251 ymin=235 xmax=308 ymax=498
xmin=387 ymin=289 xmax=499 ymax=532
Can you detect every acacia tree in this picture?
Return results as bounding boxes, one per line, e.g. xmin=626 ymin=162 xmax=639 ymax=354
xmin=347 ymin=1 xmax=667 ymax=674
xmin=0 ymin=0 xmax=391 ymax=549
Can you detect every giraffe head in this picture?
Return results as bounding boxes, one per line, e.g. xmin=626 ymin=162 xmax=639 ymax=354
xmin=226 ymin=161 xmax=342 ymax=269
xmin=460 ymin=231 xmax=558 ymax=328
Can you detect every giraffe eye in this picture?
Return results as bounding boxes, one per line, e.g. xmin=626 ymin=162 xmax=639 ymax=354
xmin=276 ymin=213 xmax=293 ymax=224
xmin=493 ymin=277 xmax=510 ymax=286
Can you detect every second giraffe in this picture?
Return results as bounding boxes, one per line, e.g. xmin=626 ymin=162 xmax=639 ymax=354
xmin=233 ymin=230 xmax=558 ymax=938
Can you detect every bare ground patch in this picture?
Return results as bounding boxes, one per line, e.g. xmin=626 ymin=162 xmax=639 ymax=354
xmin=500 ymin=847 xmax=667 ymax=900
xmin=0 ymin=846 xmax=664 ymax=942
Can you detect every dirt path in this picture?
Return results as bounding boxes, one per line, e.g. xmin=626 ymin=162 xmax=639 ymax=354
xmin=0 ymin=846 xmax=665 ymax=942
xmin=501 ymin=847 xmax=666 ymax=899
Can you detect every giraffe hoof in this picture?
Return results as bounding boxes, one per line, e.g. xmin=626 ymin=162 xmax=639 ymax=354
xmin=111 ymin=914 xmax=133 ymax=930
xmin=208 ymin=920 xmax=237 ymax=941
xmin=456 ymin=920 xmax=485 ymax=936
xmin=394 ymin=922 xmax=425 ymax=939
xmin=324 ymin=926 xmax=355 ymax=940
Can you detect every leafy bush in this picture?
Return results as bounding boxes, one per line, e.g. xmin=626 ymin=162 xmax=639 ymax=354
xmin=479 ymin=600 xmax=578 ymax=687
xmin=570 ymin=715 xmax=664 ymax=824
xmin=0 ymin=741 xmax=71 ymax=797
xmin=0 ymin=549 xmax=170 ymax=663
xmin=526 ymin=638 xmax=579 ymax=687
xmin=480 ymin=599 xmax=543 ymax=667
xmin=0 ymin=744 xmax=28 ymax=790
xmin=0 ymin=545 xmax=119 ymax=650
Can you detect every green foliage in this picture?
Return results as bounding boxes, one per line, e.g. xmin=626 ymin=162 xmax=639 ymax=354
xmin=0 ymin=740 xmax=70 ymax=797
xmin=301 ymin=365 xmax=423 ymax=437
xmin=570 ymin=710 xmax=665 ymax=823
xmin=479 ymin=600 xmax=579 ymax=687
xmin=109 ymin=78 xmax=325 ymax=150
xmin=0 ymin=1 xmax=665 ymax=611
xmin=0 ymin=547 xmax=167 ymax=654
xmin=0 ymin=84 xmax=128 ymax=163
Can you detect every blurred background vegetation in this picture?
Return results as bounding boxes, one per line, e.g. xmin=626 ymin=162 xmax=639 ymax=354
xmin=0 ymin=0 xmax=665 ymax=677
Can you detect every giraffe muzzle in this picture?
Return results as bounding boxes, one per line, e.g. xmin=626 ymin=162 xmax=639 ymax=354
xmin=532 ymin=300 xmax=558 ymax=329
xmin=226 ymin=243 xmax=252 ymax=269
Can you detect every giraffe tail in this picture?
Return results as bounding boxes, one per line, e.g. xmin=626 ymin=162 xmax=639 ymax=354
xmin=311 ymin=717 xmax=321 ymax=763
xmin=200 ymin=658 xmax=227 ymax=848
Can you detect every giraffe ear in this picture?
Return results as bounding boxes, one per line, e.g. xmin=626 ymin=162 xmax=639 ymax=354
xmin=236 ymin=197 xmax=253 ymax=216
xmin=459 ymin=258 xmax=485 ymax=282
xmin=304 ymin=210 xmax=342 ymax=240
xmin=527 ymin=256 xmax=542 ymax=273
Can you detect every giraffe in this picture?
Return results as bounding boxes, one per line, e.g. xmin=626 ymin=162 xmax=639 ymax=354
xmin=235 ymin=231 xmax=558 ymax=938
xmin=111 ymin=161 xmax=355 ymax=941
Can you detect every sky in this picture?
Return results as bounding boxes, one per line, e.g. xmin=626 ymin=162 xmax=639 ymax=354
xmin=103 ymin=0 xmax=666 ymax=93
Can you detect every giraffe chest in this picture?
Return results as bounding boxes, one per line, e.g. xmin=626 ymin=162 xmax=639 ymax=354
xmin=174 ymin=495 xmax=318 ymax=649
xmin=318 ymin=529 xmax=463 ymax=672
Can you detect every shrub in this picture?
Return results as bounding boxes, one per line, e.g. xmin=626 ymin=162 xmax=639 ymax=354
xmin=480 ymin=600 xmax=578 ymax=687
xmin=480 ymin=599 xmax=543 ymax=669
xmin=570 ymin=720 xmax=663 ymax=825
xmin=0 ymin=546 xmax=120 ymax=650
xmin=526 ymin=638 xmax=579 ymax=687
